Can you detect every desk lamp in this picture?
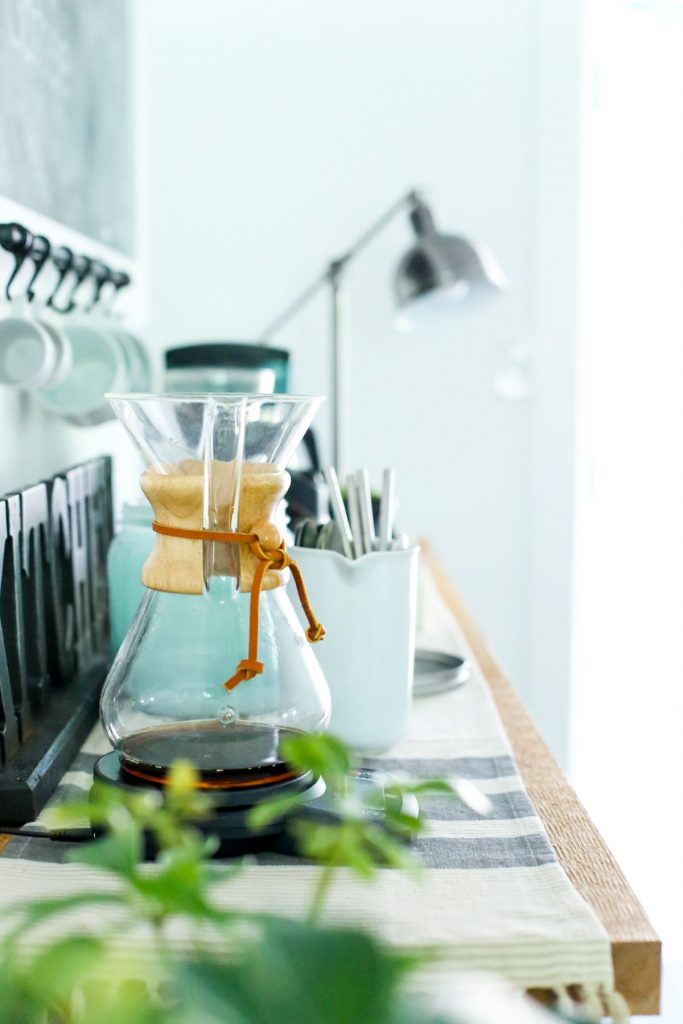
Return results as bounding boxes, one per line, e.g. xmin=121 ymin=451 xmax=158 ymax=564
xmin=259 ymin=188 xmax=507 ymax=473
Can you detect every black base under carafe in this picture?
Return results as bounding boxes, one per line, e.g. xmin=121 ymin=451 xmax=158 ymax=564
xmin=93 ymin=751 xmax=418 ymax=858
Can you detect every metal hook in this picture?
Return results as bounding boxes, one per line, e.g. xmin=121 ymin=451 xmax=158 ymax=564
xmin=1 ymin=224 xmax=134 ymax=314
xmin=0 ymin=222 xmax=33 ymax=301
xmin=87 ymin=260 xmax=113 ymax=311
xmin=25 ymin=235 xmax=51 ymax=301
xmin=110 ymin=270 xmax=131 ymax=296
xmin=62 ymin=253 xmax=92 ymax=313
xmin=47 ymin=245 xmax=74 ymax=311
xmin=108 ymin=270 xmax=131 ymax=311
xmin=93 ymin=269 xmax=131 ymax=316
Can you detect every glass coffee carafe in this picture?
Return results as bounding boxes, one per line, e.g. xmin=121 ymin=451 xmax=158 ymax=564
xmin=100 ymin=393 xmax=330 ymax=789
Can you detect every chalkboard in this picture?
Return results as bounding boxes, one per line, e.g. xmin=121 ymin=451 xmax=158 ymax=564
xmin=0 ymin=0 xmax=133 ymax=254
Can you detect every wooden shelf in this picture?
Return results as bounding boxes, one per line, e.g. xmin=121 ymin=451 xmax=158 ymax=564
xmin=422 ymin=540 xmax=661 ymax=1016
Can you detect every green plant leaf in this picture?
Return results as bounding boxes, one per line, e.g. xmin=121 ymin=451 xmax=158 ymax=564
xmin=79 ymin=976 xmax=171 ymax=1024
xmin=389 ymin=777 xmax=492 ymax=817
xmin=391 ymin=779 xmax=455 ymax=796
xmin=281 ymin=733 xmax=351 ymax=786
xmin=384 ymin=808 xmax=424 ymax=835
xmin=26 ymin=936 xmax=104 ymax=1003
xmin=164 ymin=761 xmax=213 ymax=821
xmin=68 ymin=823 xmax=142 ymax=877
xmin=2 ymin=891 xmax=123 ymax=946
xmin=290 ymin=820 xmax=340 ymax=860
xmin=364 ymin=827 xmax=420 ymax=872
xmin=0 ymin=964 xmax=42 ymax=1024
xmin=247 ymin=791 xmax=307 ymax=830
xmin=178 ymin=919 xmax=413 ymax=1024
xmin=129 ymin=848 xmax=236 ymax=925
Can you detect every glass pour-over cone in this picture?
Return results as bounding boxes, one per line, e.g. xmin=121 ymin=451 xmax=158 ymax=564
xmin=100 ymin=393 xmax=330 ymax=788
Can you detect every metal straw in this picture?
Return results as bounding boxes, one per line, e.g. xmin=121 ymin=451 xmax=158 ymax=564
xmin=346 ymin=475 xmax=364 ymax=559
xmin=323 ymin=466 xmax=354 ymax=560
xmin=356 ymin=469 xmax=375 ymax=555
xmin=378 ymin=468 xmax=395 ymax=551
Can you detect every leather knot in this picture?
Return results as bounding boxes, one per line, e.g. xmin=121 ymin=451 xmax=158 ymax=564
xmin=306 ymin=623 xmax=326 ymax=643
xmin=249 ymin=539 xmax=290 ymax=572
xmin=224 ymin=657 xmax=265 ymax=691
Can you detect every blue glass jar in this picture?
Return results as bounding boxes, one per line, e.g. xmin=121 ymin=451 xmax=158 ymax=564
xmin=107 ymin=501 xmax=153 ymax=654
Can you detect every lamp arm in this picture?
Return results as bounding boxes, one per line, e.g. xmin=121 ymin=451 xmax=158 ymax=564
xmin=257 ymin=188 xmax=419 ymax=340
xmin=258 ymin=268 xmax=329 ymax=340
xmin=334 ymin=188 xmax=419 ymax=268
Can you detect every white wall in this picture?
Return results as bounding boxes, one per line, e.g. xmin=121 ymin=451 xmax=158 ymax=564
xmin=0 ymin=1 xmax=142 ymax=503
xmin=137 ymin=0 xmax=582 ymax=760
xmin=573 ymin=0 xmax=683 ymax=1005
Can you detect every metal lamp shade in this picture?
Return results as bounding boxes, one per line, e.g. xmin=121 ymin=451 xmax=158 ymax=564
xmin=394 ymin=199 xmax=507 ymax=330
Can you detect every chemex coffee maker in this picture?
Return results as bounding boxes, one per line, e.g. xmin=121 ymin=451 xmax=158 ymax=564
xmin=95 ymin=392 xmax=335 ymax=849
xmin=96 ymin=391 xmax=418 ymax=853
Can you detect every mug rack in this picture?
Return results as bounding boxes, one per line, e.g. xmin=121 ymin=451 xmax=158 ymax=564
xmin=0 ymin=455 xmax=113 ymax=823
xmin=0 ymin=221 xmax=132 ymax=311
xmin=0 ymin=219 xmax=149 ymax=426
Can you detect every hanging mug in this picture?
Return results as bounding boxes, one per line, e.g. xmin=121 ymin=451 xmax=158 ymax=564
xmin=108 ymin=325 xmax=153 ymax=392
xmin=0 ymin=296 xmax=72 ymax=392
xmin=34 ymin=315 xmax=129 ymax=426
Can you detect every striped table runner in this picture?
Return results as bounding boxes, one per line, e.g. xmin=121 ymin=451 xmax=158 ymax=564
xmin=0 ymin=564 xmax=630 ymax=1022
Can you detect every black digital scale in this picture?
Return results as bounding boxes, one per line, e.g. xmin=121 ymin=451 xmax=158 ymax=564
xmin=94 ymin=751 xmax=419 ymax=857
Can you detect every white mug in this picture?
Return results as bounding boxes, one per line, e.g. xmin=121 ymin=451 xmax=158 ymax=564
xmin=111 ymin=327 xmax=153 ymax=391
xmin=34 ymin=315 xmax=129 ymax=425
xmin=0 ymin=297 xmax=72 ymax=391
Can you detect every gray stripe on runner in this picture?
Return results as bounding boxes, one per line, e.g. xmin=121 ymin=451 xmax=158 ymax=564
xmin=252 ymin=832 xmax=556 ymax=871
xmin=413 ymin=833 xmax=556 ymax=869
xmin=363 ymin=756 xmax=517 ymax=780
xmin=2 ymin=835 xmax=67 ymax=864
xmin=4 ymin=827 xmax=556 ymax=872
xmin=420 ymin=790 xmax=535 ymax=822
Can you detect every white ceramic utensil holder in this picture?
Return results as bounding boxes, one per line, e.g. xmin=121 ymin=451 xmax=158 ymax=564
xmin=289 ymin=545 xmax=419 ymax=752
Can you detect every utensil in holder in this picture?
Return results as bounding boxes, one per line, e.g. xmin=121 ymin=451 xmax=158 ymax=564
xmin=289 ymin=545 xmax=419 ymax=752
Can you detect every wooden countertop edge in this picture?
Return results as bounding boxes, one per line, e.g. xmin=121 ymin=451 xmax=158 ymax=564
xmin=420 ymin=540 xmax=661 ymax=1015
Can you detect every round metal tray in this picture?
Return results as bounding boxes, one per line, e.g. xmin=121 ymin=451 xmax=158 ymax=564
xmin=413 ymin=648 xmax=469 ymax=696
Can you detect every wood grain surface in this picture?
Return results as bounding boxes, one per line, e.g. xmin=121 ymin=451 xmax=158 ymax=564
xmin=421 ymin=541 xmax=661 ymax=1015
